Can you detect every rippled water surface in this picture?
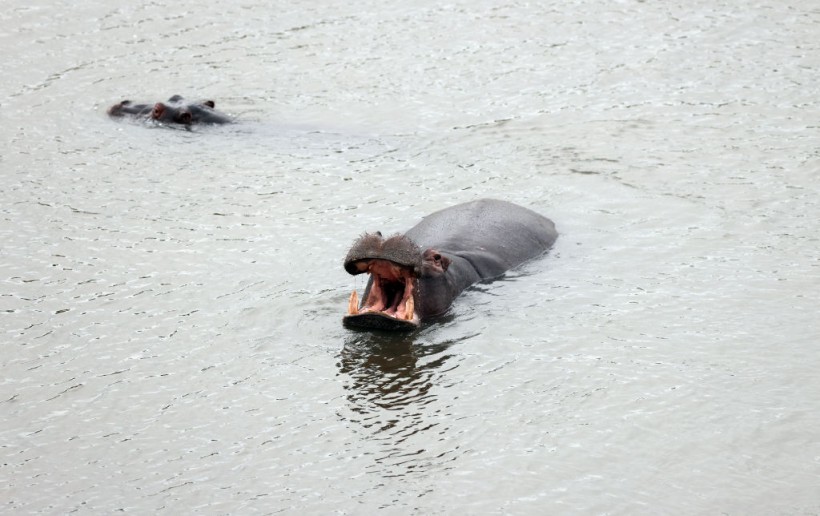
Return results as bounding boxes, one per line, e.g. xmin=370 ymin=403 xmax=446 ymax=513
xmin=2 ymin=0 xmax=819 ymax=514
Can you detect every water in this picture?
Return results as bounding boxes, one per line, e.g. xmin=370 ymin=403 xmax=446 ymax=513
xmin=2 ymin=0 xmax=819 ymax=514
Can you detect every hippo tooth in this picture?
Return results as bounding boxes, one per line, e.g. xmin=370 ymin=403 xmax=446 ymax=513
xmin=348 ymin=290 xmax=359 ymax=315
xmin=405 ymin=296 xmax=414 ymax=320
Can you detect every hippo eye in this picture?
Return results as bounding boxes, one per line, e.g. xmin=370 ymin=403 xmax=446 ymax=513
xmin=178 ymin=111 xmax=193 ymax=124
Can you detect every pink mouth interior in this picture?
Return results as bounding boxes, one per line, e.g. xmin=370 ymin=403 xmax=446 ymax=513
xmin=354 ymin=259 xmax=415 ymax=320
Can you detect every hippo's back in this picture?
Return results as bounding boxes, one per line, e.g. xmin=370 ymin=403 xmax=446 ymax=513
xmin=405 ymin=199 xmax=557 ymax=277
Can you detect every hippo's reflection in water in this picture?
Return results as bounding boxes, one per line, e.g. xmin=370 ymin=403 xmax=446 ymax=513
xmin=337 ymin=330 xmax=467 ymax=477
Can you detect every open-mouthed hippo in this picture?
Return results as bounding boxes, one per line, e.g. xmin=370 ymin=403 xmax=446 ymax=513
xmin=343 ymin=199 xmax=558 ymax=330
xmin=107 ymin=95 xmax=232 ymax=126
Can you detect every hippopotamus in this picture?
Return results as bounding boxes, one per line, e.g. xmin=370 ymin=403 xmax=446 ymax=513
xmin=343 ymin=199 xmax=558 ymax=330
xmin=107 ymin=95 xmax=232 ymax=125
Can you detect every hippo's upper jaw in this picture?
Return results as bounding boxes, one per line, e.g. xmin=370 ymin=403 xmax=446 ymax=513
xmin=343 ymin=233 xmax=422 ymax=330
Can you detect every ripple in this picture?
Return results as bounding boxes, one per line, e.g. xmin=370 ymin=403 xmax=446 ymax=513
xmin=337 ymin=333 xmax=465 ymax=477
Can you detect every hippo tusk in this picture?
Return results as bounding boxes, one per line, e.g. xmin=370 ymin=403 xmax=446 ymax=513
xmin=405 ymin=296 xmax=414 ymax=320
xmin=348 ymin=290 xmax=359 ymax=315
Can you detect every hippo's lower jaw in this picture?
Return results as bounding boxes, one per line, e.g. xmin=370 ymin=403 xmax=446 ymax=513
xmin=343 ymin=259 xmax=420 ymax=331
xmin=342 ymin=311 xmax=420 ymax=331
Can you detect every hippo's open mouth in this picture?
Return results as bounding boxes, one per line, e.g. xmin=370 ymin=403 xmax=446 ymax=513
xmin=345 ymin=259 xmax=419 ymax=330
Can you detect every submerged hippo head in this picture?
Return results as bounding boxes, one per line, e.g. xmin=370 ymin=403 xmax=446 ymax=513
xmin=107 ymin=95 xmax=231 ymax=126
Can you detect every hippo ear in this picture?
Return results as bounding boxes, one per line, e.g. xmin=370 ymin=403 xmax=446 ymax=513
xmin=423 ymin=248 xmax=450 ymax=272
xmin=203 ymin=100 xmax=216 ymax=108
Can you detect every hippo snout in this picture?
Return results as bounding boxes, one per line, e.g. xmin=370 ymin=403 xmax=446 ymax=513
xmin=343 ymin=233 xmax=422 ymax=275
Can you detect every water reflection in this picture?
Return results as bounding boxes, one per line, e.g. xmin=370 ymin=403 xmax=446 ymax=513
xmin=337 ymin=330 xmax=460 ymax=477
